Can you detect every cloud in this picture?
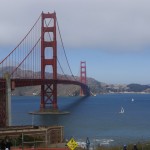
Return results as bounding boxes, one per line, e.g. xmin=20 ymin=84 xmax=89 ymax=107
xmin=0 ymin=0 xmax=150 ymax=52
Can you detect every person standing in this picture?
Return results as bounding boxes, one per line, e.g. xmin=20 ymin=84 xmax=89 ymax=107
xmin=132 ymin=144 xmax=138 ymax=150
xmin=5 ymin=138 xmax=12 ymax=150
xmin=86 ymin=137 xmax=90 ymax=150
xmin=0 ymin=140 xmax=6 ymax=150
xmin=123 ymin=145 xmax=127 ymax=150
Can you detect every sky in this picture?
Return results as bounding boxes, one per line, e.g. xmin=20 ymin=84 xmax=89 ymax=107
xmin=1 ymin=0 xmax=150 ymax=84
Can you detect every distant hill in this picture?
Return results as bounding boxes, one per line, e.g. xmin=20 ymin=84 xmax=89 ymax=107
xmin=90 ymin=83 xmax=150 ymax=94
xmin=1 ymin=67 xmax=150 ymax=96
xmin=127 ymin=84 xmax=150 ymax=92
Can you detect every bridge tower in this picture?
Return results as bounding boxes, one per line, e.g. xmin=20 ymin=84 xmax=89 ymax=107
xmin=40 ymin=12 xmax=58 ymax=111
xmin=80 ymin=61 xmax=87 ymax=96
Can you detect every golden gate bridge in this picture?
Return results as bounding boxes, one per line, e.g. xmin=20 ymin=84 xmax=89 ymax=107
xmin=0 ymin=12 xmax=90 ymax=127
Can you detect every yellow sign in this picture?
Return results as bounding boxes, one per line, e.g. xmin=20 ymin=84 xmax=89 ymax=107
xmin=67 ymin=138 xmax=78 ymax=150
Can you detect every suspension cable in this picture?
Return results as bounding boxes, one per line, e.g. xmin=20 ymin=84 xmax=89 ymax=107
xmin=56 ymin=17 xmax=77 ymax=81
xmin=57 ymin=58 xmax=69 ymax=80
xmin=11 ymin=38 xmax=41 ymax=76
xmin=0 ymin=14 xmax=41 ymax=64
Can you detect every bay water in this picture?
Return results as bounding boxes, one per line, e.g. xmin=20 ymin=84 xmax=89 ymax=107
xmin=11 ymin=94 xmax=150 ymax=146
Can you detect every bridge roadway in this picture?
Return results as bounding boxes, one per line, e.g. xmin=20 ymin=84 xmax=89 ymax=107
xmin=0 ymin=78 xmax=90 ymax=95
xmin=12 ymin=78 xmax=86 ymax=87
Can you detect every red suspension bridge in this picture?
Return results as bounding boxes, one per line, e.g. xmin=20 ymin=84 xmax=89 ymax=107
xmin=0 ymin=12 xmax=90 ymax=127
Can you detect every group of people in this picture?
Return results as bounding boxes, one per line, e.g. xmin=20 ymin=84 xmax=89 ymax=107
xmin=0 ymin=138 xmax=12 ymax=150
xmin=123 ymin=144 xmax=138 ymax=150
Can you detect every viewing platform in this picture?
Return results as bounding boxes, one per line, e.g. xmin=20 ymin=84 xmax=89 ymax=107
xmin=0 ymin=125 xmax=64 ymax=144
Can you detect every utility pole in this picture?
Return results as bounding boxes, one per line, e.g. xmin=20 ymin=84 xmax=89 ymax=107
xmin=5 ymin=73 xmax=11 ymax=126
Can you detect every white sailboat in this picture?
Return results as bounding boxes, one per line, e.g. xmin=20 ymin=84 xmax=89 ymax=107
xmin=132 ymin=98 xmax=134 ymax=102
xmin=119 ymin=107 xmax=124 ymax=114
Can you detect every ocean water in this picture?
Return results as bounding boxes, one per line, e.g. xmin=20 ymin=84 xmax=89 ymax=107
xmin=11 ymin=94 xmax=150 ymax=146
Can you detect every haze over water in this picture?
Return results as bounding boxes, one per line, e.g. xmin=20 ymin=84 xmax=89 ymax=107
xmin=12 ymin=94 xmax=150 ymax=146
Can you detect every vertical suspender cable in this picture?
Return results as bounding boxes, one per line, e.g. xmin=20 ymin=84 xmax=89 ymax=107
xmin=56 ymin=18 xmax=76 ymax=81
